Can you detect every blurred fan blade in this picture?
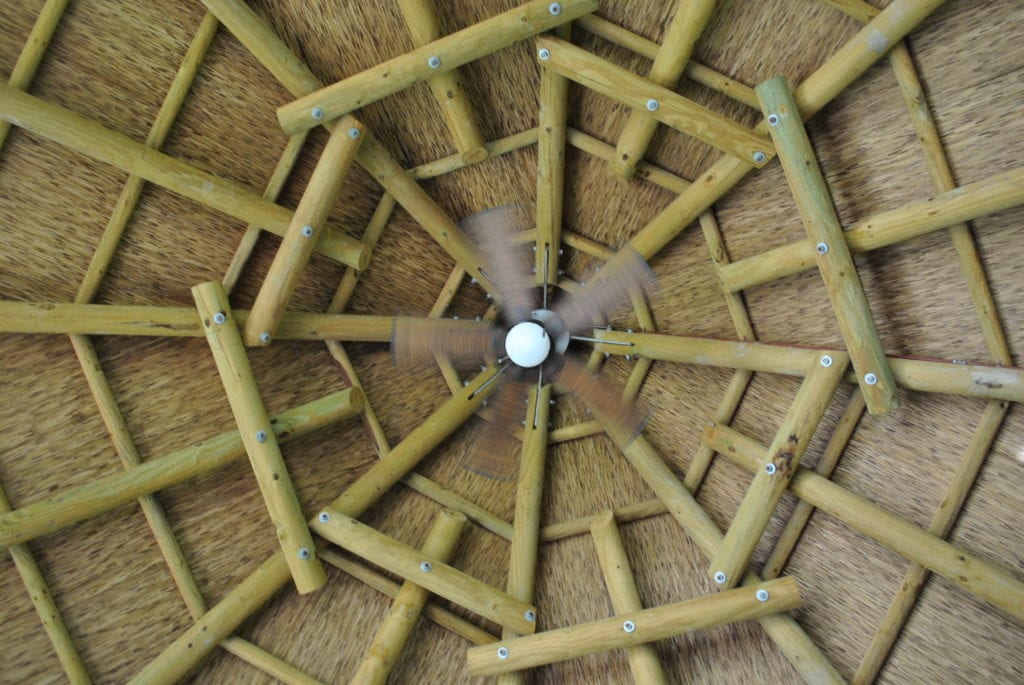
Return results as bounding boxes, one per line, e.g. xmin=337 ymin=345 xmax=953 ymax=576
xmin=552 ymin=245 xmax=656 ymax=334
xmin=553 ymin=355 xmax=649 ymax=446
xmin=462 ymin=205 xmax=535 ymax=324
xmin=391 ymin=317 xmax=498 ymax=367
xmin=462 ymin=379 xmax=529 ymax=480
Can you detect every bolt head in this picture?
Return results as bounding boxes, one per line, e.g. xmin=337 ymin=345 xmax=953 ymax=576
xmin=765 ymin=462 xmax=777 ymax=475
xmin=753 ymin=151 xmax=767 ymax=164
xmin=645 ymin=98 xmax=660 ymax=112
xmin=311 ymin=107 xmax=324 ymax=121
xmin=298 ymin=547 xmax=310 ymax=559
xmin=419 ymin=561 xmax=432 ymax=573
xmin=301 ymin=225 xmax=314 ymax=238
xmin=259 ymin=332 xmax=271 ymax=344
xmin=348 ymin=127 xmax=361 ymax=139
xmin=255 ymin=430 xmax=268 ymax=443
xmin=756 ymin=589 xmax=770 ymax=602
xmin=864 ymin=372 xmax=878 ymax=385
xmin=820 ymin=355 xmax=833 ymax=367
xmin=318 ymin=512 xmax=330 ymax=523
xmin=427 ymin=55 xmax=441 ymax=69
xmin=714 ymin=571 xmax=727 ymax=585
xmin=816 ymin=242 xmax=829 ymax=255
xmin=548 ymin=2 xmax=561 ymax=15
xmin=212 ymin=311 xmax=226 ymax=325
xmin=623 ymin=620 xmax=636 ymax=633
xmin=524 ymin=609 xmax=536 ymax=622
xmin=538 ymin=47 xmax=551 ymax=61
xmin=497 ymin=646 xmax=509 ymax=659
xmin=768 ymin=113 xmax=780 ymax=127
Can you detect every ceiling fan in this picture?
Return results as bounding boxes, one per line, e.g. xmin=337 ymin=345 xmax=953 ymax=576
xmin=392 ymin=205 xmax=657 ymax=479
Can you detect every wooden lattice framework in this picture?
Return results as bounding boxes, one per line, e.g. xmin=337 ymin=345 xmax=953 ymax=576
xmin=0 ymin=0 xmax=1022 ymax=682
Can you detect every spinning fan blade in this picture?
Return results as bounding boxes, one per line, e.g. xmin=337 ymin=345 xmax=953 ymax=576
xmin=553 ymin=355 xmax=649 ymax=446
xmin=391 ymin=317 xmax=498 ymax=367
xmin=552 ymin=245 xmax=657 ymax=334
xmin=462 ymin=205 xmax=535 ymax=324
xmin=462 ymin=379 xmax=529 ymax=480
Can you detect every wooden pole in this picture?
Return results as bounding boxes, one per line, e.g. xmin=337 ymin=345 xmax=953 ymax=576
xmin=243 ymin=117 xmax=364 ymax=345
xmin=718 ymin=165 xmax=1024 ymax=293
xmin=396 ymin=0 xmax=488 ymax=164
xmin=590 ymin=511 xmax=669 ymax=685
xmin=349 ymin=509 xmax=468 ymax=684
xmin=276 ymin=0 xmax=597 ymax=134
xmin=466 ymin=577 xmax=801 ymax=676
xmin=312 ymin=510 xmax=537 ymax=635
xmin=567 ymin=127 xmax=691 ymax=193
xmin=542 ymin=499 xmax=668 ymax=543
xmin=591 ymin=329 xmax=1024 ymax=403
xmin=0 ymin=390 xmax=360 ymax=549
xmin=610 ymin=0 xmax=718 ymax=178
xmin=536 ymin=25 xmax=570 ymax=286
xmin=409 ymin=127 xmax=538 ymax=180
xmin=128 ymin=553 xmax=291 ymax=685
xmin=710 ymin=353 xmax=849 ymax=589
xmin=193 ymin=282 xmax=326 ymax=594
xmin=219 ymin=638 xmax=326 ymax=685
xmin=756 ymin=76 xmax=898 ymax=414
xmin=0 ymin=84 xmax=367 ymax=270
xmin=536 ymin=35 xmax=773 ymax=167
xmin=704 ymin=424 xmax=1024 ymax=622
xmin=0 ymin=484 xmax=91 ymax=684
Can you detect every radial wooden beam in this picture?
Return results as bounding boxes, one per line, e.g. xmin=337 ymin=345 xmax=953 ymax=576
xmin=710 ymin=352 xmax=849 ymax=589
xmin=0 ymin=84 xmax=367 ymax=270
xmin=193 ymin=281 xmax=326 ymax=594
xmin=536 ymin=36 xmax=773 ymax=167
xmin=466 ymin=577 xmax=801 ymax=676
xmin=243 ymin=117 xmax=364 ymax=346
xmin=397 ymin=0 xmax=488 ymax=164
xmin=717 ymin=166 xmax=1024 ymax=293
xmin=312 ymin=510 xmax=537 ymax=635
xmin=349 ymin=509 xmax=468 ymax=684
xmin=704 ymin=423 xmax=1024 ymax=622
xmin=535 ymin=25 xmax=570 ymax=287
xmin=591 ymin=329 xmax=1024 ymax=403
xmin=590 ymin=511 xmax=669 ymax=685
xmin=276 ymin=0 xmax=596 ymax=134
xmin=609 ymin=0 xmax=717 ymax=178
xmin=757 ymin=75 xmax=898 ymax=414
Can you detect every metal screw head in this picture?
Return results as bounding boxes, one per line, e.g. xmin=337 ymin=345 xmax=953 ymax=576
xmin=623 ymin=620 xmax=636 ymax=633
xmin=470 ymin=277 xmax=478 ymax=284
xmin=767 ymin=113 xmax=780 ymax=127
xmin=548 ymin=2 xmax=561 ymax=15
xmin=753 ymin=151 xmax=767 ymax=164
xmin=298 ymin=547 xmax=311 ymax=560
xmin=765 ymin=462 xmax=777 ymax=475
xmin=311 ymin=107 xmax=324 ymax=121
xmin=348 ymin=127 xmax=361 ymax=139
xmin=538 ymin=47 xmax=551 ymax=61
xmin=212 ymin=311 xmax=226 ymax=325
xmin=558 ymin=248 xmax=564 ymax=255
xmin=419 ymin=561 xmax=432 ymax=573
xmin=820 ymin=355 xmax=833 ymax=367
xmin=318 ymin=512 xmax=330 ymax=523
xmin=816 ymin=242 xmax=829 ymax=255
xmin=255 ymin=430 xmax=268 ymax=443
xmin=645 ymin=98 xmax=660 ymax=112
xmin=259 ymin=332 xmax=272 ymax=344
xmin=301 ymin=225 xmax=314 ymax=238
xmin=524 ymin=609 xmax=536 ymax=622
xmin=497 ymin=646 xmax=510 ymax=660
xmin=864 ymin=372 xmax=878 ymax=385
xmin=756 ymin=589 xmax=770 ymax=602
xmin=714 ymin=571 xmax=727 ymax=585
xmin=427 ymin=55 xmax=441 ymax=69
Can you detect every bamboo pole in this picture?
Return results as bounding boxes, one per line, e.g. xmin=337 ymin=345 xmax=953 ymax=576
xmin=757 ymin=76 xmax=898 ymax=413
xmin=710 ymin=353 xmax=849 ymax=589
xmin=77 ymin=11 xmax=220 ymax=304
xmin=193 ymin=281 xmax=326 ymax=594
xmin=0 ymin=84 xmax=367 ymax=269
xmin=762 ymin=389 xmax=866 ymax=579
xmin=397 ymin=0 xmax=488 ymax=164
xmin=704 ymin=423 xmax=1024 ymax=622
xmin=128 ymin=553 xmax=291 ymax=685
xmin=590 ymin=511 xmax=669 ymax=685
xmin=0 ymin=0 xmax=69 ymax=152
xmin=276 ymin=0 xmax=596 ymax=134
xmin=536 ymin=24 xmax=570 ymax=285
xmin=610 ymin=0 xmax=717 ymax=178
xmin=536 ymin=36 xmax=773 ymax=167
xmin=0 ymin=484 xmax=91 ymax=684
xmin=466 ymin=577 xmax=801 ymax=676
xmin=223 ymin=131 xmax=310 ymax=294
xmin=572 ymin=13 xmax=759 ymax=109
xmin=590 ymin=419 xmax=844 ymax=682
xmin=349 ymin=509 xmax=468 ymax=684
xmin=0 ymin=390 xmax=359 ymax=550
xmin=312 ymin=510 xmax=537 ymax=634
xmin=591 ymin=329 xmax=1024 ymax=403
xmin=243 ymin=117 xmax=364 ymax=345
xmin=717 ymin=165 xmax=1024 ymax=292
xmin=852 ymin=399 xmax=1010 ymax=683
xmin=319 ymin=549 xmax=498 ymax=645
